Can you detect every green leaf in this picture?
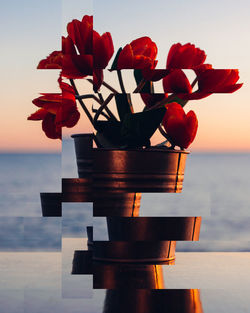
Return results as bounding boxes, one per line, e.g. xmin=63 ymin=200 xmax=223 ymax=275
xmin=110 ymin=47 xmax=122 ymax=71
xmin=115 ymin=94 xmax=133 ymax=121
xmin=134 ymin=69 xmax=154 ymax=93
xmin=121 ymin=107 xmax=166 ymax=147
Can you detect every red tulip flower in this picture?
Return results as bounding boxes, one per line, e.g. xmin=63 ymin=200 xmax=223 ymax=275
xmin=174 ymin=68 xmax=243 ymax=101
xmin=141 ymin=93 xmax=168 ymax=108
xmin=195 ymin=69 xmax=243 ymax=93
xmin=117 ymin=37 xmax=158 ymax=69
xmin=67 ymin=15 xmax=93 ymax=55
xmin=28 ymin=79 xmax=80 ymax=139
xmin=163 ymin=69 xmax=192 ymax=93
xmin=62 ymin=36 xmax=93 ymax=78
xmin=37 ymin=15 xmax=114 ymax=91
xmin=37 ymin=51 xmax=63 ymax=69
xmin=162 ymin=102 xmax=198 ymax=149
xmin=141 ymin=69 xmax=170 ymax=82
xmin=93 ymin=30 xmax=114 ymax=69
xmin=166 ymin=43 xmax=206 ymax=69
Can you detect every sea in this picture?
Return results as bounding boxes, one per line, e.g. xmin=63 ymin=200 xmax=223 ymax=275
xmin=0 ymin=139 xmax=250 ymax=252
xmin=0 ymin=142 xmax=250 ymax=312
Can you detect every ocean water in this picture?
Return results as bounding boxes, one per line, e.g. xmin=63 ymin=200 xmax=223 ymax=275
xmin=0 ymin=143 xmax=250 ymax=251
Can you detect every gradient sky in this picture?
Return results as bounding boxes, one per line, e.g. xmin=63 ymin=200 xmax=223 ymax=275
xmin=1 ymin=0 xmax=250 ymax=152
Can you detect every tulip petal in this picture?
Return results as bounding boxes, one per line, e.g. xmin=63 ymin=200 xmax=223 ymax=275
xmin=162 ymin=102 xmax=198 ymax=149
xmin=163 ymin=70 xmax=192 ymax=93
xmin=42 ymin=113 xmax=61 ymax=139
xmin=27 ymin=108 xmax=48 ymax=120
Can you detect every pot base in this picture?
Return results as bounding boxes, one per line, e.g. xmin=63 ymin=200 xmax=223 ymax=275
xmin=93 ymin=241 xmax=176 ymax=264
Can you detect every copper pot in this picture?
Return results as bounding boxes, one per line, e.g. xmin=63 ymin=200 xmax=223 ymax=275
xmin=93 ymin=148 xmax=189 ymax=193
xmin=71 ymin=133 xmax=93 ymax=178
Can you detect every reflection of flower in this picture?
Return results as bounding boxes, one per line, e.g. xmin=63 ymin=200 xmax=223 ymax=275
xmin=117 ymin=37 xmax=157 ymax=69
xmin=162 ymin=103 xmax=198 ymax=149
xmin=167 ymin=43 xmax=206 ymax=69
xmin=28 ymin=79 xmax=80 ymax=139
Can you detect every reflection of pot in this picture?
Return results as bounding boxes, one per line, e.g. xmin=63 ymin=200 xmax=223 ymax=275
xmin=87 ymin=226 xmax=93 ymax=250
xmin=71 ymin=250 xmax=92 ymax=275
xmin=93 ymin=148 xmax=189 ymax=193
xmin=107 ymin=217 xmax=202 ymax=241
xmin=71 ymin=227 xmax=93 ymax=275
xmin=40 ymin=193 xmax=61 ymax=217
xmin=103 ymin=289 xmax=204 ymax=313
xmin=62 ymin=178 xmax=92 ymax=202
xmin=94 ymin=262 xmax=164 ymax=289
xmin=71 ymin=133 xmax=93 ymax=178
xmin=93 ymin=241 xmax=176 ymax=263
xmin=94 ymin=193 xmax=141 ymax=216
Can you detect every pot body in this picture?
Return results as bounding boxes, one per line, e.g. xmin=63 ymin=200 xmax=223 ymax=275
xmin=71 ymin=133 xmax=93 ymax=178
xmin=93 ymin=241 xmax=176 ymax=264
xmin=93 ymin=148 xmax=189 ymax=193
xmin=106 ymin=217 xmax=202 ymax=241
xmin=62 ymin=178 xmax=92 ymax=202
xmin=71 ymin=134 xmax=142 ymax=216
xmin=71 ymin=250 xmax=92 ymax=274
xmin=40 ymin=193 xmax=62 ymax=217
xmin=94 ymin=193 xmax=141 ymax=216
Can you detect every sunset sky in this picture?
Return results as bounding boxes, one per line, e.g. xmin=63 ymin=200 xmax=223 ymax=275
xmin=1 ymin=0 xmax=250 ymax=152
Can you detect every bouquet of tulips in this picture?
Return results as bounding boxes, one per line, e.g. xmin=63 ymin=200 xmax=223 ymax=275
xmin=28 ymin=15 xmax=242 ymax=150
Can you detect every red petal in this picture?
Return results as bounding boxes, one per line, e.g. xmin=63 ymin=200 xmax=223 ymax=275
xmin=163 ymin=70 xmax=192 ymax=93
xmin=117 ymin=44 xmax=134 ymax=69
xmin=141 ymin=93 xmax=168 ymax=107
xmin=28 ymin=108 xmax=48 ymax=120
xmin=67 ymin=16 xmax=93 ymax=54
xmin=42 ymin=113 xmax=61 ymax=139
xmin=142 ymin=69 xmax=170 ymax=81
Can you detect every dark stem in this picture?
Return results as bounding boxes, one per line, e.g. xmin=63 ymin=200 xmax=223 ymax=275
xmin=98 ymin=93 xmax=117 ymax=121
xmin=191 ymin=77 xmax=198 ymax=88
xmin=76 ymin=92 xmax=117 ymax=121
xmin=87 ymin=78 xmax=119 ymax=94
xmin=92 ymin=107 xmax=110 ymax=120
xmin=158 ymin=125 xmax=175 ymax=149
xmin=117 ymin=70 xmax=126 ymax=93
xmin=158 ymin=124 xmax=169 ymax=140
xmin=70 ymin=79 xmax=94 ymax=126
xmin=133 ymin=78 xmax=147 ymax=93
xmin=93 ymin=94 xmax=115 ymax=125
xmin=98 ymin=93 xmax=104 ymax=103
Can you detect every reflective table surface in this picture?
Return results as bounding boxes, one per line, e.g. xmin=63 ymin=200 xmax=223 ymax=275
xmin=1 ymin=238 xmax=249 ymax=312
